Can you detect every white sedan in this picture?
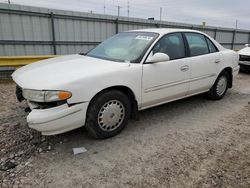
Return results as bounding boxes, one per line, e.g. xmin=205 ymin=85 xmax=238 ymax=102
xmin=238 ymin=44 xmax=250 ymax=71
xmin=12 ymin=28 xmax=239 ymax=138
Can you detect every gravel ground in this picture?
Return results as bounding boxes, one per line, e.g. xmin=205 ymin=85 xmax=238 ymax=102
xmin=0 ymin=73 xmax=250 ymax=188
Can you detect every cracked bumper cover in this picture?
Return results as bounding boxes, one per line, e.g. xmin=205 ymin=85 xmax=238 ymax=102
xmin=27 ymin=102 xmax=89 ymax=135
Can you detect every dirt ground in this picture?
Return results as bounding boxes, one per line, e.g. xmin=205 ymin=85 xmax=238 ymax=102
xmin=0 ymin=73 xmax=250 ymax=188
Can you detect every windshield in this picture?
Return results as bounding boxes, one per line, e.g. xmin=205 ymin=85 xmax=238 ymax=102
xmin=86 ymin=32 xmax=158 ymax=63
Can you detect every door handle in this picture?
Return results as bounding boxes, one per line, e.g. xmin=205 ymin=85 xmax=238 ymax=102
xmin=180 ymin=65 xmax=189 ymax=72
xmin=215 ymin=59 xmax=221 ymax=64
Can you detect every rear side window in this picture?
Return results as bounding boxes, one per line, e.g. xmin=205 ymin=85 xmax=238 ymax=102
xmin=206 ymin=38 xmax=218 ymax=53
xmin=185 ymin=33 xmax=209 ymax=56
xmin=152 ymin=33 xmax=185 ymax=60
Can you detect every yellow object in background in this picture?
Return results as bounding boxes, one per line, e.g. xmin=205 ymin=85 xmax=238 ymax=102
xmin=0 ymin=55 xmax=57 ymax=68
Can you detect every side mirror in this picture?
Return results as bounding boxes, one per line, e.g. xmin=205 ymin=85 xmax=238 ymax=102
xmin=245 ymin=44 xmax=250 ymax=47
xmin=146 ymin=52 xmax=170 ymax=63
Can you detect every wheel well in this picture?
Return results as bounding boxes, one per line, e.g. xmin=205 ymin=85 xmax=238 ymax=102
xmin=221 ymin=67 xmax=233 ymax=88
xmin=89 ymin=86 xmax=139 ymax=120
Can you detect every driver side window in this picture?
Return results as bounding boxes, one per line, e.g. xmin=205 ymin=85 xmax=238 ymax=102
xmin=152 ymin=33 xmax=185 ymax=60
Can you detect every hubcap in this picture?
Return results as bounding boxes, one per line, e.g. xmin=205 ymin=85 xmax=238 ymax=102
xmin=216 ymin=76 xmax=227 ymax=96
xmin=98 ymin=100 xmax=125 ymax=131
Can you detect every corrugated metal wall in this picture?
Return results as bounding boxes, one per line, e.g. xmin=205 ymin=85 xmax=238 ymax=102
xmin=0 ymin=3 xmax=249 ymax=56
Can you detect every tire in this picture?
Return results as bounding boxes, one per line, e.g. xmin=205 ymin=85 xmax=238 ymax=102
xmin=207 ymin=71 xmax=230 ymax=100
xmin=85 ymin=90 xmax=131 ymax=139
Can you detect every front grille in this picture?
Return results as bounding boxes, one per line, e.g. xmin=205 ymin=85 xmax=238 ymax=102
xmin=240 ymin=55 xmax=250 ymax=61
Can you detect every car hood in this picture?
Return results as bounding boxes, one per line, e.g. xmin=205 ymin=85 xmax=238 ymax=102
xmin=238 ymin=47 xmax=250 ymax=56
xmin=12 ymin=54 xmax=130 ymax=90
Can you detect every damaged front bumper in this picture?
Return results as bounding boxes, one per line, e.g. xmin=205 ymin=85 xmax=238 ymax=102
xmin=26 ymin=101 xmax=89 ymax=135
xmin=16 ymin=86 xmax=88 ymax=135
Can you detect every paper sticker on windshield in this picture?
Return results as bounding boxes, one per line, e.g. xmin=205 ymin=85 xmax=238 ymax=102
xmin=136 ymin=35 xmax=153 ymax=41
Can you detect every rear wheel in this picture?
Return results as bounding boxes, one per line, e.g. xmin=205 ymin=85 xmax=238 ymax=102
xmin=85 ymin=90 xmax=131 ymax=139
xmin=207 ymin=71 xmax=229 ymax=100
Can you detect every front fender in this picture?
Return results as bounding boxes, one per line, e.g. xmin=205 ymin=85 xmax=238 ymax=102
xmin=66 ymin=64 xmax=142 ymax=105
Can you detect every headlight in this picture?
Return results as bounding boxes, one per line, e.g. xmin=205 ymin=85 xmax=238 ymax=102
xmin=22 ymin=89 xmax=72 ymax=102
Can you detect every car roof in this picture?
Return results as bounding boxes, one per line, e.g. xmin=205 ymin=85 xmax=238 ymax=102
xmin=127 ymin=28 xmax=202 ymax=35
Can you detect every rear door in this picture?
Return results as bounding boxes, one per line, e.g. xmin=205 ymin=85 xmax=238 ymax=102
xmin=183 ymin=32 xmax=223 ymax=94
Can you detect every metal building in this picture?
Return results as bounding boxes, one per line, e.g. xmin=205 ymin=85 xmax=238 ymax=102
xmin=0 ymin=3 xmax=249 ymax=56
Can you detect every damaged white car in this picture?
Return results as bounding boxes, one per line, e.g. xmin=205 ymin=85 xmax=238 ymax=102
xmin=12 ymin=29 xmax=239 ymax=139
xmin=238 ymin=44 xmax=250 ymax=71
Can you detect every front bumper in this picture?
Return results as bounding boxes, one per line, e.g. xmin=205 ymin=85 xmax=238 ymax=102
xmin=239 ymin=61 xmax=250 ymax=66
xmin=27 ymin=102 xmax=89 ymax=135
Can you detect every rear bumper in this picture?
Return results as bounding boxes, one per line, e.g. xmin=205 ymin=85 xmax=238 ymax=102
xmin=27 ymin=102 xmax=89 ymax=135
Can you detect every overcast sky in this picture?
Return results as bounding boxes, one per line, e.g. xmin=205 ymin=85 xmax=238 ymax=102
xmin=1 ymin=0 xmax=250 ymax=30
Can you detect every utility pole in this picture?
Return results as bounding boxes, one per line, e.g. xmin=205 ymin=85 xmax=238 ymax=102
xmin=117 ymin=5 xmax=121 ymax=18
xmin=103 ymin=0 xmax=106 ymax=14
xmin=235 ymin=19 xmax=238 ymax=29
xmin=127 ymin=1 xmax=130 ymax=17
xmin=159 ymin=7 xmax=162 ymax=27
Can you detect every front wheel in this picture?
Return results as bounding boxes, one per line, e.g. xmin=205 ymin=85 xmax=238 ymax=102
xmin=207 ymin=71 xmax=229 ymax=100
xmin=85 ymin=90 xmax=131 ymax=139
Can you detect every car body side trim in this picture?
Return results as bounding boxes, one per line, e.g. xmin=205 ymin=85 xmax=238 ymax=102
xmin=144 ymin=74 xmax=216 ymax=93
xmin=140 ymin=89 xmax=210 ymax=110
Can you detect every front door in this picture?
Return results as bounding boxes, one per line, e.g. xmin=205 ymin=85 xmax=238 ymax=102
xmin=141 ymin=33 xmax=190 ymax=109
